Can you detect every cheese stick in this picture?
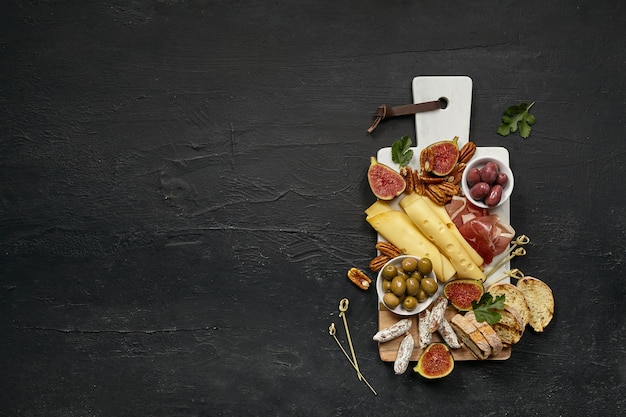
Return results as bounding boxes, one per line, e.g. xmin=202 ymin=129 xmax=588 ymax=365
xmin=417 ymin=194 xmax=484 ymax=267
xmin=365 ymin=201 xmax=456 ymax=282
xmin=400 ymin=194 xmax=485 ymax=281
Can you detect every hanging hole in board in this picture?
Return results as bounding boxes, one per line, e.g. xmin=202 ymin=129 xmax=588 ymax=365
xmin=439 ymin=97 xmax=449 ymax=109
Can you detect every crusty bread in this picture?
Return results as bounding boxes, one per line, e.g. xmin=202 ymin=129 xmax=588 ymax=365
xmin=491 ymin=305 xmax=524 ymax=345
xmin=488 ymin=283 xmax=531 ymax=328
xmin=516 ymin=276 xmax=555 ymax=332
xmin=464 ymin=311 xmax=503 ymax=356
xmin=450 ymin=313 xmax=491 ymax=360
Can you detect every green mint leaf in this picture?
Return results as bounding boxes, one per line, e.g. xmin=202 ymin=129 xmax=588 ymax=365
xmin=391 ymin=136 xmax=414 ymax=167
xmin=497 ymin=101 xmax=536 ymax=139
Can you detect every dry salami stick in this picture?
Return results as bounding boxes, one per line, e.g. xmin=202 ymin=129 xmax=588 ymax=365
xmin=418 ymin=309 xmax=432 ymax=348
xmin=373 ymin=318 xmax=412 ymax=343
xmin=428 ymin=295 xmax=448 ymax=333
xmin=393 ymin=333 xmax=415 ymax=375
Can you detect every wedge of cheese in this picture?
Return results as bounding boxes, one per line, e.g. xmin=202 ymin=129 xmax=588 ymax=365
xmin=399 ymin=194 xmax=485 ymax=281
xmin=365 ymin=201 xmax=456 ymax=282
xmin=406 ymin=193 xmax=484 ymax=267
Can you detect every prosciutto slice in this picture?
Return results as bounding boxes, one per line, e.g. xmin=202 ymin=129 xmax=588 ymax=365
xmin=446 ymin=196 xmax=515 ymax=264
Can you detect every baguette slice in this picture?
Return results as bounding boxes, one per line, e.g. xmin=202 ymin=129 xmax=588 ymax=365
xmin=464 ymin=311 xmax=503 ymax=356
xmin=516 ymin=276 xmax=555 ymax=332
xmin=491 ymin=305 xmax=524 ymax=345
xmin=488 ymin=283 xmax=531 ymax=328
xmin=450 ymin=313 xmax=491 ymax=360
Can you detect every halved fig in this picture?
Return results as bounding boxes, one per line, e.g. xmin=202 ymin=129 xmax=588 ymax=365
xmin=422 ymin=136 xmax=460 ymax=176
xmin=367 ymin=157 xmax=406 ymax=200
xmin=414 ymin=343 xmax=454 ymax=379
xmin=444 ymin=279 xmax=485 ymax=311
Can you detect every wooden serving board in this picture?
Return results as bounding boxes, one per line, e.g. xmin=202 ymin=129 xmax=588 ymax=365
xmin=378 ymin=304 xmax=511 ymax=362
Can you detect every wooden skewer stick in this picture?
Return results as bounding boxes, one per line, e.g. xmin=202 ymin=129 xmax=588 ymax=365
xmin=484 ymin=235 xmax=530 ymax=280
xmin=328 ymin=323 xmax=377 ymax=395
xmin=487 ymin=268 xmax=525 ymax=289
xmin=338 ymin=298 xmax=361 ymax=381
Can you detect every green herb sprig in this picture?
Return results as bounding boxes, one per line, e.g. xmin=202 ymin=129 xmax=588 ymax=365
xmin=391 ymin=136 xmax=414 ymax=168
xmin=471 ymin=293 xmax=506 ymax=325
xmin=497 ymin=101 xmax=536 ymax=139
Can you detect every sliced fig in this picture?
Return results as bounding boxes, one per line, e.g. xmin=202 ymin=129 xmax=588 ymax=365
xmin=444 ymin=279 xmax=485 ymax=311
xmin=422 ymin=136 xmax=460 ymax=176
xmin=367 ymin=157 xmax=406 ymax=200
xmin=414 ymin=343 xmax=454 ymax=379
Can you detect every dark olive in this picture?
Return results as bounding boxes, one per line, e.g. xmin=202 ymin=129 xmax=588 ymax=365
xmin=469 ymin=182 xmax=491 ymax=200
xmin=466 ymin=167 xmax=481 ymax=187
xmin=383 ymin=293 xmax=400 ymax=309
xmin=382 ymin=264 xmax=397 ymax=280
xmin=496 ymin=172 xmax=509 ymax=186
xmin=480 ymin=161 xmax=499 ymax=185
xmin=401 ymin=257 xmax=418 ymax=273
xmin=417 ymin=258 xmax=433 ymax=276
xmin=391 ymin=276 xmax=407 ymax=297
xmin=421 ymin=277 xmax=438 ymax=296
xmin=403 ymin=296 xmax=418 ymax=311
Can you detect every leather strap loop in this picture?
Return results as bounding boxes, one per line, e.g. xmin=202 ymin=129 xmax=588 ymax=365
xmin=367 ymin=100 xmax=443 ymax=134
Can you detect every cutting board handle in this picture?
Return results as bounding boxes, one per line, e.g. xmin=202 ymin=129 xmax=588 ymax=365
xmin=412 ymin=76 xmax=473 ymax=150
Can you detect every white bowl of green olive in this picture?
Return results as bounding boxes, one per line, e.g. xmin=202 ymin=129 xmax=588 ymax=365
xmin=376 ymin=255 xmax=443 ymax=316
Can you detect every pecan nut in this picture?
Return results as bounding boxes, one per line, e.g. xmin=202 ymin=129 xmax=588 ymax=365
xmin=347 ymin=268 xmax=371 ymax=290
xmin=424 ymin=184 xmax=448 ymax=205
xmin=458 ymin=141 xmax=477 ymax=164
xmin=369 ymin=255 xmax=390 ymax=272
xmin=447 ymin=162 xmax=466 ymax=184
xmin=375 ymin=241 xmax=403 ymax=258
xmin=402 ymin=166 xmax=414 ymax=194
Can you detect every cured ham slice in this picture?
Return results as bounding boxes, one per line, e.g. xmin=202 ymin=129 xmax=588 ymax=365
xmin=446 ymin=196 xmax=514 ymax=264
xmin=446 ymin=196 xmax=488 ymax=229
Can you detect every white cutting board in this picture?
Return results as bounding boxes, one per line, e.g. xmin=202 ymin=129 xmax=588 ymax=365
xmin=375 ymin=75 xmax=512 ymax=286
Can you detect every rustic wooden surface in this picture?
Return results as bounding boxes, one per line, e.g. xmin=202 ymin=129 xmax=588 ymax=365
xmin=1 ymin=1 xmax=625 ymax=416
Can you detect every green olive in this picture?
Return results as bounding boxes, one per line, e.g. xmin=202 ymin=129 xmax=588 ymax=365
xmin=421 ymin=277 xmax=438 ymax=296
xmin=416 ymin=289 xmax=428 ymax=303
xmin=418 ymin=257 xmax=433 ymax=275
xmin=410 ymin=271 xmax=422 ymax=283
xmin=401 ymin=258 xmax=418 ymax=273
xmin=383 ymin=292 xmax=400 ymax=309
xmin=395 ymin=269 xmax=409 ymax=280
xmin=382 ymin=264 xmax=397 ymax=280
xmin=391 ymin=276 xmax=407 ymax=297
xmin=405 ymin=277 xmax=420 ymax=296
xmin=382 ymin=280 xmax=392 ymax=292
xmin=403 ymin=296 xmax=418 ymax=311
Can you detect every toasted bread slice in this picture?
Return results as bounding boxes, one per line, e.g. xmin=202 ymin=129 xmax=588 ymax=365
xmin=491 ymin=305 xmax=524 ymax=345
xmin=516 ymin=276 xmax=555 ymax=332
xmin=488 ymin=283 xmax=531 ymax=328
xmin=464 ymin=311 xmax=503 ymax=356
xmin=450 ymin=313 xmax=491 ymax=360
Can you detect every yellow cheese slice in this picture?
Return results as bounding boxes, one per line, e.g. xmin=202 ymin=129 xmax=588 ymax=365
xmin=404 ymin=193 xmax=484 ymax=267
xmin=399 ymin=194 xmax=485 ymax=281
xmin=365 ymin=201 xmax=456 ymax=282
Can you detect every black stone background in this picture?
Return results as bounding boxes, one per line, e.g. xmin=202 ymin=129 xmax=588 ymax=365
xmin=1 ymin=1 xmax=624 ymax=416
